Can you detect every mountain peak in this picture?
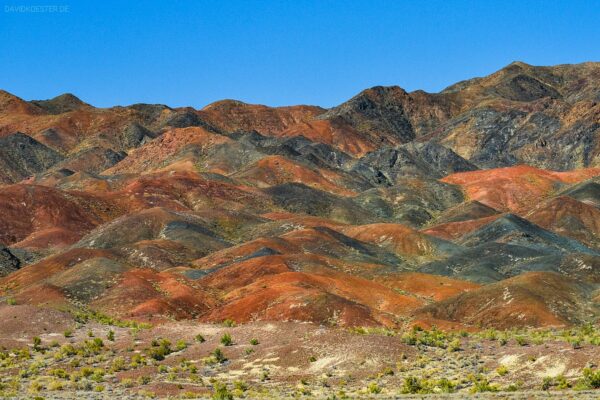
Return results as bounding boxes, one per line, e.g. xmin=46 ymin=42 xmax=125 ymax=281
xmin=30 ymin=93 xmax=91 ymax=114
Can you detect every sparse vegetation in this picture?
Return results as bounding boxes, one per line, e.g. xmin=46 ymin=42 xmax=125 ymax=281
xmin=401 ymin=376 xmax=456 ymax=394
xmin=1 ymin=313 xmax=600 ymax=399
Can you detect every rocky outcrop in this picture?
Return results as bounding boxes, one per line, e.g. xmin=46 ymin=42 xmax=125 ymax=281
xmin=0 ymin=132 xmax=64 ymax=183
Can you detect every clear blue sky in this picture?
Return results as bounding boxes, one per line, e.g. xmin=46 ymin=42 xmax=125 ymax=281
xmin=1 ymin=0 xmax=599 ymax=108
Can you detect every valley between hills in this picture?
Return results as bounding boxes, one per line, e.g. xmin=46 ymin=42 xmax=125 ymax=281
xmin=1 ymin=61 xmax=600 ymax=398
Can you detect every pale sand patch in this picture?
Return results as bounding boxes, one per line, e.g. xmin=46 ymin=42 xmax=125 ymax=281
xmin=499 ymin=354 xmax=521 ymax=367
xmin=308 ymin=355 xmax=344 ymax=372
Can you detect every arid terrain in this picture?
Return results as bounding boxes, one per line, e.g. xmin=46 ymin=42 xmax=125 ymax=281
xmin=1 ymin=61 xmax=600 ymax=398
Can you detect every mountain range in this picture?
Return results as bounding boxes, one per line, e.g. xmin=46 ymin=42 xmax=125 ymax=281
xmin=1 ymin=61 xmax=600 ymax=331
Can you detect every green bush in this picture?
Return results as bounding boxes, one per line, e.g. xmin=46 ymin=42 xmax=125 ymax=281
xmin=470 ymin=375 xmax=498 ymax=393
xmin=515 ymin=336 xmax=528 ymax=346
xmin=212 ymin=348 xmax=227 ymax=363
xmin=401 ymin=377 xmax=455 ymax=394
xmin=496 ymin=365 xmax=508 ymax=376
xmin=212 ymin=382 xmax=233 ymax=400
xmin=176 ymin=340 xmax=187 ymax=351
xmin=401 ymin=377 xmax=422 ymax=394
xmin=579 ymin=368 xmax=600 ymax=389
xmin=220 ymin=333 xmax=232 ymax=346
xmin=222 ymin=319 xmax=235 ymax=327
xmin=367 ymin=382 xmax=381 ymax=394
xmin=147 ymin=339 xmax=172 ymax=361
xmin=541 ymin=377 xmax=553 ymax=391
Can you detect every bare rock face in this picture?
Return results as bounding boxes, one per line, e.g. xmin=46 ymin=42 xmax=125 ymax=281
xmin=353 ymin=141 xmax=477 ymax=183
xmin=0 ymin=246 xmax=20 ymax=277
xmin=319 ymin=86 xmax=417 ymax=144
xmin=0 ymin=132 xmax=64 ymax=183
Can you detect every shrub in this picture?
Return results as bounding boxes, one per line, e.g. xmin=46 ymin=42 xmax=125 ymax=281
xmin=212 ymin=381 xmax=233 ymax=400
xmin=401 ymin=332 xmax=417 ymax=345
xmin=212 ymin=348 xmax=227 ymax=363
xmin=49 ymin=368 xmax=69 ymax=379
xmin=261 ymin=370 xmax=270 ymax=381
xmin=157 ymin=365 xmax=168 ymax=373
xmin=220 ymin=333 xmax=232 ymax=346
xmin=367 ymin=382 xmax=381 ymax=394
xmin=555 ymin=374 xmax=571 ymax=389
xmin=120 ymin=378 xmax=134 ymax=388
xmin=107 ymin=330 xmax=115 ymax=341
xmin=505 ymin=384 xmax=518 ymax=391
xmin=234 ymin=380 xmax=248 ymax=392
xmin=110 ymin=356 xmax=126 ymax=372
xmin=82 ymin=338 xmax=104 ymax=356
xmin=496 ymin=365 xmax=508 ymax=376
xmin=447 ymin=338 xmax=461 ymax=352
xmin=402 ymin=377 xmax=422 ymax=394
xmin=400 ymin=377 xmax=455 ymax=394
xmin=541 ymin=376 xmax=553 ymax=391
xmin=250 ymin=338 xmax=259 ymax=346
xmin=569 ymin=337 xmax=582 ymax=349
xmin=515 ymin=336 xmax=528 ymax=346
xmin=6 ymin=298 xmax=16 ymax=306
xmin=176 ymin=340 xmax=187 ymax=351
xmin=222 ymin=319 xmax=235 ymax=327
xmin=435 ymin=378 xmax=456 ymax=393
xmin=483 ymin=328 xmax=498 ymax=340
xmin=147 ymin=339 xmax=172 ymax=361
xmin=579 ymin=368 xmax=600 ymax=389
xmin=63 ymin=329 xmax=73 ymax=338
xmin=470 ymin=375 xmax=498 ymax=393
xmin=195 ymin=334 xmax=205 ymax=343
xmin=32 ymin=336 xmax=42 ymax=351
xmin=48 ymin=379 xmax=64 ymax=391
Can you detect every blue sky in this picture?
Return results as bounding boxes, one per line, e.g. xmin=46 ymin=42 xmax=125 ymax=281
xmin=1 ymin=0 xmax=599 ymax=108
